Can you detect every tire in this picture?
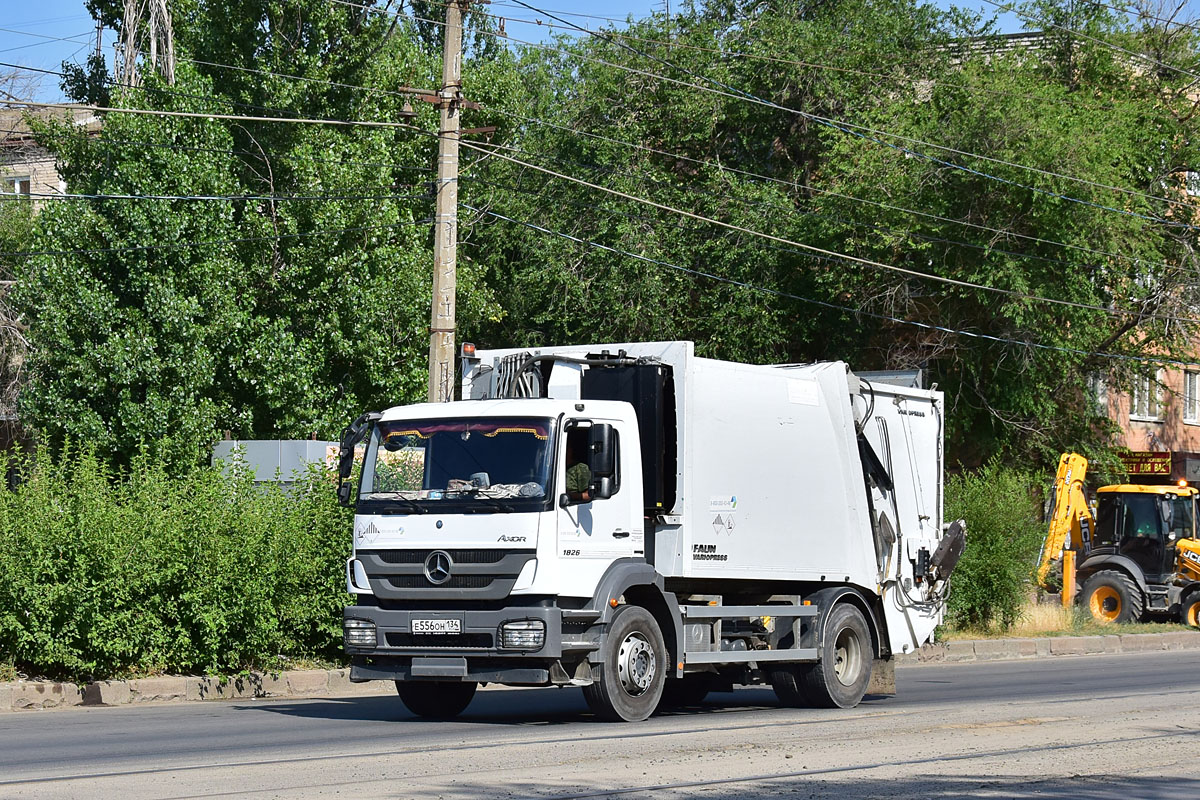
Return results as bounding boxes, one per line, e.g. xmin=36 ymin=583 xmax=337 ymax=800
xmin=769 ymin=663 xmax=815 ymax=708
xmin=1081 ymin=570 xmax=1143 ymax=624
xmin=395 ymin=680 xmax=477 ymax=719
xmin=790 ymin=602 xmax=873 ymax=710
xmin=658 ymin=674 xmax=712 ymax=708
xmin=1181 ymin=591 xmax=1200 ymax=628
xmin=583 ymin=605 xmax=667 ymax=722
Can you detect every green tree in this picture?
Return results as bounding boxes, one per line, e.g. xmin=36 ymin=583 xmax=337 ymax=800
xmin=17 ymin=0 xmax=512 ymax=469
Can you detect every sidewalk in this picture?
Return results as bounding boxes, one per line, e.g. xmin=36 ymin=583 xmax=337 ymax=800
xmin=4 ymin=629 xmax=1199 ymax=712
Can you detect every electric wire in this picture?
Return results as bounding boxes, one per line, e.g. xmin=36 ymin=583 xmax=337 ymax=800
xmin=0 ymin=217 xmax=434 ymax=259
xmin=463 ymin=138 xmax=1190 ymax=321
xmin=3 ymin=11 xmax=1190 ymax=327
xmin=2 ymin=188 xmax=432 ymax=203
xmin=466 ymin=203 xmax=1200 ymax=370
xmin=489 ymin=108 xmax=1175 ymax=272
xmin=0 ymin=124 xmax=434 ymax=174
xmin=509 ymin=0 xmax=1199 ymax=225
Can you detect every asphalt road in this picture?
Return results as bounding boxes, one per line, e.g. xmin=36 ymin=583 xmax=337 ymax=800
xmin=2 ymin=651 xmax=1198 ymax=799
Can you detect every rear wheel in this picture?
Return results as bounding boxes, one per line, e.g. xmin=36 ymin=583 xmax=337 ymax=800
xmin=583 ymin=605 xmax=666 ymax=722
xmin=774 ymin=602 xmax=873 ymax=710
xmin=1182 ymin=591 xmax=1200 ymax=628
xmin=395 ymin=680 xmax=477 ymax=719
xmin=1081 ymin=570 xmax=1143 ymax=624
xmin=658 ymin=674 xmax=712 ymax=708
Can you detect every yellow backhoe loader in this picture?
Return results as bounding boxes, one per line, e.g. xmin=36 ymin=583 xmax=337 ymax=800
xmin=1038 ymin=453 xmax=1200 ymax=626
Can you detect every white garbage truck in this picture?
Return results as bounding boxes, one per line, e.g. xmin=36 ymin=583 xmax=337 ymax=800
xmin=337 ymin=341 xmax=962 ymax=722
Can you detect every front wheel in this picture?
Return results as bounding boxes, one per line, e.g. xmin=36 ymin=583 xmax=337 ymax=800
xmin=1081 ymin=570 xmax=1143 ymax=624
xmin=583 ymin=605 xmax=667 ymax=722
xmin=1181 ymin=591 xmax=1200 ymax=628
xmin=395 ymin=680 xmax=477 ymax=719
xmin=793 ymin=602 xmax=873 ymax=709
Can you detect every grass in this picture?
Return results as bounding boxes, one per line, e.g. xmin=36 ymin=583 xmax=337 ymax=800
xmin=942 ymin=597 xmax=1196 ymax=640
xmin=0 ymin=661 xmax=17 ymax=682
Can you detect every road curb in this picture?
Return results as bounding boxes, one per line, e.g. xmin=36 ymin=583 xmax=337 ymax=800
xmin=4 ymin=630 xmax=1199 ymax=712
xmin=895 ymin=629 xmax=1200 ymax=666
xmin=0 ymin=668 xmax=394 ymax=713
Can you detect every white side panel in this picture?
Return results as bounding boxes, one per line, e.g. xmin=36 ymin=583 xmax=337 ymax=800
xmin=673 ymin=359 xmax=876 ymax=587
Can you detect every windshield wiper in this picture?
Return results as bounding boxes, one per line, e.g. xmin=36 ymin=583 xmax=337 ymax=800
xmin=365 ymin=495 xmax=427 ymax=514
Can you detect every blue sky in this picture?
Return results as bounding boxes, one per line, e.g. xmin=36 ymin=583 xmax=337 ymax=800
xmin=0 ymin=0 xmax=1148 ymax=102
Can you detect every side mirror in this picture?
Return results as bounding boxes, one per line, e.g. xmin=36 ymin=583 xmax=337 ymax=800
xmin=588 ymin=423 xmax=615 ymax=478
xmin=336 ymin=411 xmax=380 ymax=508
xmin=593 ymin=476 xmax=614 ymax=500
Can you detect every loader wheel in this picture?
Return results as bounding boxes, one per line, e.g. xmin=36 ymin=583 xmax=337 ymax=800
xmin=1081 ymin=570 xmax=1143 ymax=624
xmin=777 ymin=603 xmax=872 ymax=710
xmin=583 ymin=605 xmax=666 ymax=722
xmin=395 ymin=680 xmax=476 ymax=719
xmin=1181 ymin=591 xmax=1200 ymax=628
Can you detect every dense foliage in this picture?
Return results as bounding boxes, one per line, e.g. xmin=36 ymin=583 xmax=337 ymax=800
xmin=10 ymin=0 xmax=1200 ymax=473
xmin=944 ymin=462 xmax=1046 ymax=630
xmin=0 ymin=450 xmax=350 ymax=681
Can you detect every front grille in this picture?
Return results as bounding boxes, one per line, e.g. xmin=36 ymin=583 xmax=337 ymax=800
xmin=367 ymin=549 xmax=512 ymax=565
xmin=356 ymin=548 xmax=536 ymax=601
xmin=386 ymin=632 xmax=493 ymax=649
xmin=385 ymin=575 xmax=493 ymax=589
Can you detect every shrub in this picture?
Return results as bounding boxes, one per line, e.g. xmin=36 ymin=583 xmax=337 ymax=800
xmin=944 ymin=461 xmax=1045 ymax=632
xmin=0 ymin=449 xmax=352 ymax=681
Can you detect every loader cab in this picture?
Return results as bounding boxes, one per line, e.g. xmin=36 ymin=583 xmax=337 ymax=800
xmin=1092 ymin=485 xmax=1197 ymax=583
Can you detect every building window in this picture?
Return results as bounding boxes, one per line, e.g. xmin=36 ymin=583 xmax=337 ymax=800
xmin=1131 ymin=370 xmax=1164 ymax=422
xmin=1186 ymin=371 xmax=1200 ymax=423
xmin=1 ymin=175 xmax=32 ymax=195
xmin=1087 ymin=374 xmax=1108 ymax=416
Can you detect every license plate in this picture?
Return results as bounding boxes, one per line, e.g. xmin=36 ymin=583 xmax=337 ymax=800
xmin=412 ymin=618 xmax=461 ymax=635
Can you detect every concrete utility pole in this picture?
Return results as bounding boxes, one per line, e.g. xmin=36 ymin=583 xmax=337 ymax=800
xmin=428 ymin=0 xmax=467 ymax=403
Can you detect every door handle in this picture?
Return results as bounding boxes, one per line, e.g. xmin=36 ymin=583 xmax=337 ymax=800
xmin=612 ymin=530 xmax=631 ymax=539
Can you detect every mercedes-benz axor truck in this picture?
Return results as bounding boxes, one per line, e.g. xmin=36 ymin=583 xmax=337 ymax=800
xmin=337 ymin=341 xmax=963 ymax=721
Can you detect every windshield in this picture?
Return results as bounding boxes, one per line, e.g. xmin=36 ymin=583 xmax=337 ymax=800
xmin=358 ymin=416 xmax=555 ymax=513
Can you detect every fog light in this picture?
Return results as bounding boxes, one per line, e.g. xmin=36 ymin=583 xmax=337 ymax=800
xmin=344 ymin=618 xmax=376 ymax=647
xmin=499 ymin=619 xmax=545 ymax=650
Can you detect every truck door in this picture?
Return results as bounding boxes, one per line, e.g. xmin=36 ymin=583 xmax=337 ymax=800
xmin=557 ymin=419 xmax=638 ymax=569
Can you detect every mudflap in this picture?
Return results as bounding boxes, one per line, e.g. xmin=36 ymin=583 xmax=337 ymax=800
xmin=867 ymin=658 xmax=896 ymax=696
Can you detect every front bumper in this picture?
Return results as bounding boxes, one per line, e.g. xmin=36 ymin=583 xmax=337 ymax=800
xmin=342 ymin=603 xmax=606 ymax=685
xmin=343 ymin=603 xmax=563 ymax=657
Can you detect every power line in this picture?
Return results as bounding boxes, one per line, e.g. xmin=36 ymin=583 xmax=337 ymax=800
xmin=462 ymin=138 xmax=1189 ymax=322
xmin=0 ymin=124 xmax=433 ymax=174
xmin=0 ymin=218 xmax=434 ymax=259
xmin=466 ymin=126 xmax=1180 ymax=274
xmin=467 ymin=203 xmax=1200 ymax=370
xmin=466 ymin=170 xmax=1200 ymax=327
xmin=4 ymin=189 xmax=431 ymax=202
xmin=1 ymin=100 xmax=433 ymax=133
xmin=509 ymin=0 xmax=1198 ymax=227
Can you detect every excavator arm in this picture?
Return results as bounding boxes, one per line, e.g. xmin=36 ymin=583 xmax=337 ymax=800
xmin=1037 ymin=453 xmax=1094 ymax=590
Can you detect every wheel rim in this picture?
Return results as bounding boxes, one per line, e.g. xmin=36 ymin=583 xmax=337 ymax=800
xmin=833 ymin=625 xmax=864 ymax=687
xmin=616 ymin=631 xmax=656 ymax=697
xmin=1187 ymin=601 xmax=1200 ymax=628
xmin=1089 ymin=585 xmax=1122 ymax=622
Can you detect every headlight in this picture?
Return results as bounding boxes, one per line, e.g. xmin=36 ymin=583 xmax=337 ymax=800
xmin=343 ymin=618 xmax=376 ymax=647
xmin=499 ymin=619 xmax=545 ymax=650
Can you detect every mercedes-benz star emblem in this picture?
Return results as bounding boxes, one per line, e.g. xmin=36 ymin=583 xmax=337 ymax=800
xmin=424 ymin=550 xmax=453 ymax=585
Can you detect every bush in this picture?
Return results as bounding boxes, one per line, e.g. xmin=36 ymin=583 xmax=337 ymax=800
xmin=0 ymin=449 xmax=352 ymax=681
xmin=944 ymin=462 xmax=1045 ymax=632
